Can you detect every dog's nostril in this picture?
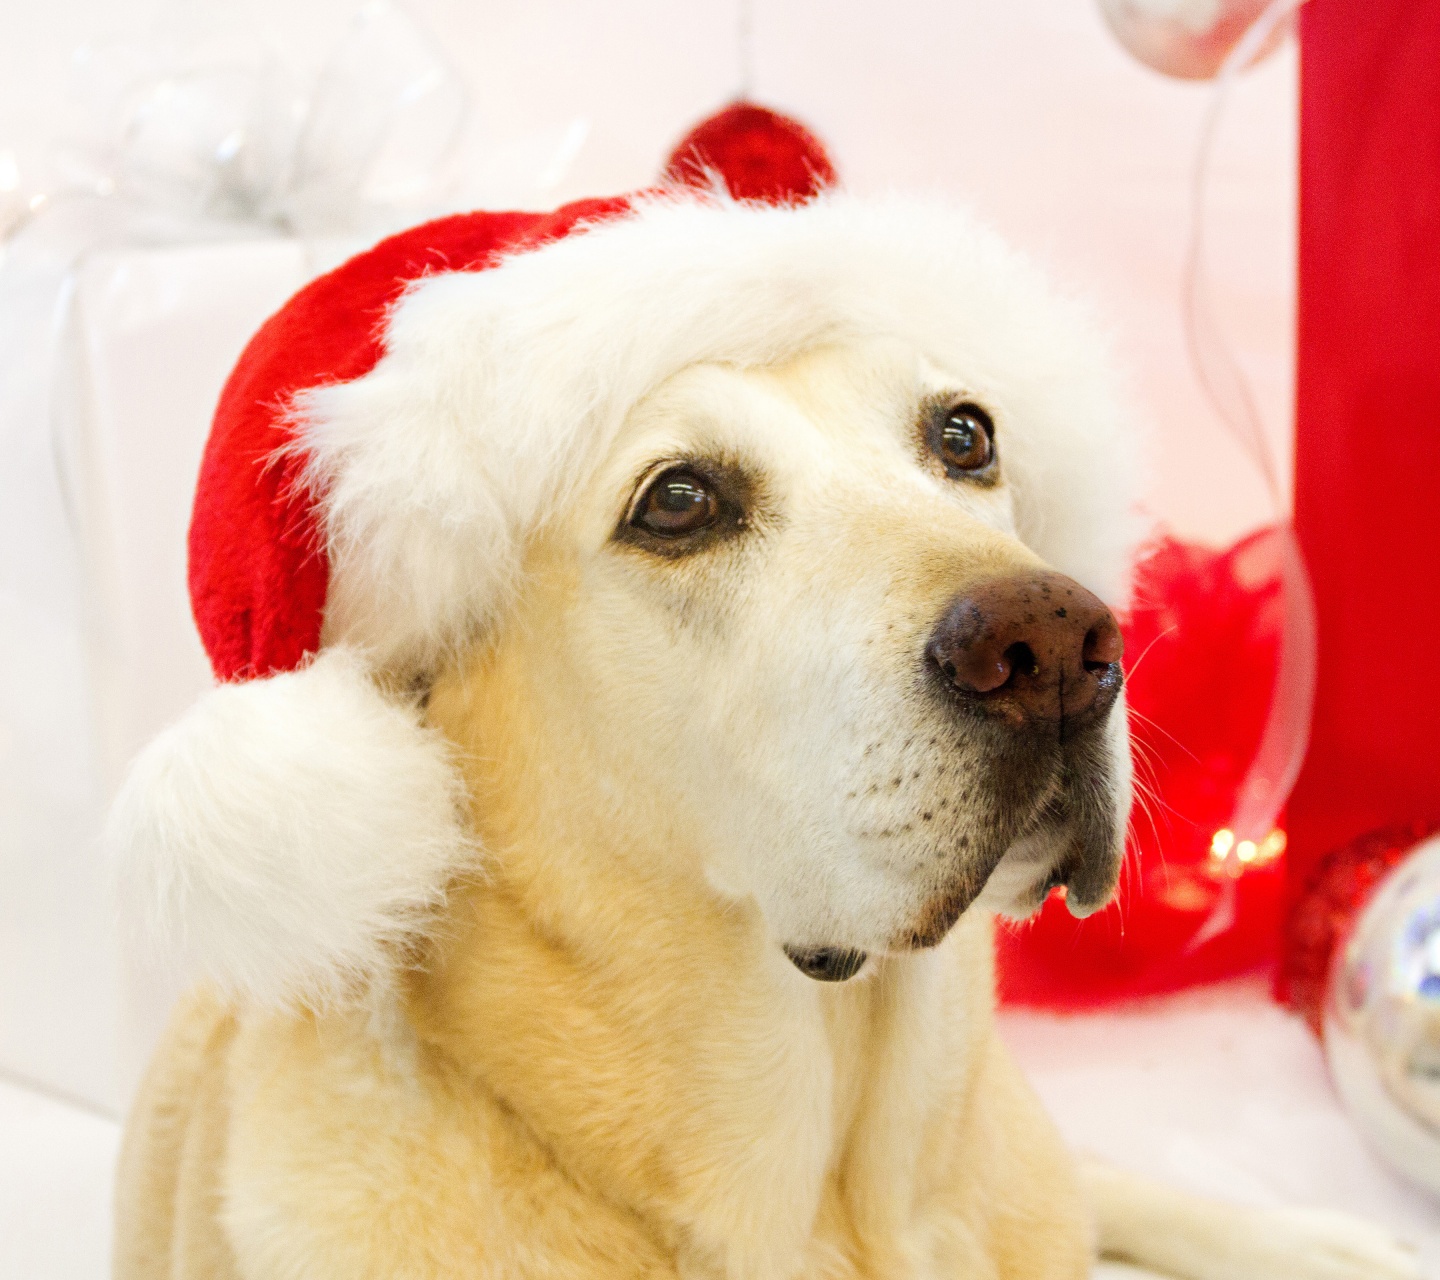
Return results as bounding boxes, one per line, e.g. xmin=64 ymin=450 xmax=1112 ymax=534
xmin=1081 ymin=616 xmax=1124 ymax=672
xmin=942 ymin=660 xmax=957 ymax=680
xmin=1003 ymin=641 xmax=1039 ymax=679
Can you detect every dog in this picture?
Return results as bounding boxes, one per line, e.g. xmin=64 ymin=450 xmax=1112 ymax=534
xmin=109 ymin=157 xmax=1419 ymax=1279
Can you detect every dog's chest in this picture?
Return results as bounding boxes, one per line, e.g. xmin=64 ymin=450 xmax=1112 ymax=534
xmin=678 ymin=947 xmax=988 ymax=1280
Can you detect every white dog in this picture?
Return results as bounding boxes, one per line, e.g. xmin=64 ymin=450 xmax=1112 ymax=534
xmin=109 ymin=145 xmax=1418 ymax=1279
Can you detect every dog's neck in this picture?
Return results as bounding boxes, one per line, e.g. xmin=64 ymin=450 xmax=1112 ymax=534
xmin=414 ymin=634 xmax=999 ymax=1277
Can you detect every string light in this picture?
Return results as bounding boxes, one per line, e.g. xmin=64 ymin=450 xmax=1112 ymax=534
xmin=1209 ymin=826 xmax=1286 ymax=874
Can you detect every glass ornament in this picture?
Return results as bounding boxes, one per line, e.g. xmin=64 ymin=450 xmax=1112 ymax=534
xmin=1097 ymin=0 xmax=1294 ymax=80
xmin=1324 ymin=835 xmax=1440 ymax=1198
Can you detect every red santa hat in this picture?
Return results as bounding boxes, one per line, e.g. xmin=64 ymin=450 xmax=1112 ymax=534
xmin=191 ymin=103 xmax=836 ymax=685
xmin=110 ymin=103 xmax=1138 ymax=1007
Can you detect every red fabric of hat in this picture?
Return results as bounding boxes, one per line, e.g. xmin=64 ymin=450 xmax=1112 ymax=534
xmin=188 ymin=105 xmax=836 ymax=683
xmin=189 ymin=198 xmax=632 ymax=682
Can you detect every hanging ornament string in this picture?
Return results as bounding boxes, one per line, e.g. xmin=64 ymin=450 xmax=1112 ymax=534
xmin=1183 ymin=0 xmax=1316 ymax=855
xmin=1185 ymin=0 xmax=1306 ymax=501
xmin=735 ymin=0 xmax=757 ymax=101
xmin=1002 ymin=0 xmax=1316 ymax=1000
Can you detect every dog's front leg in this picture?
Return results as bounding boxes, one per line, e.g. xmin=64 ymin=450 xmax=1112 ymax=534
xmin=1082 ymin=1161 xmax=1420 ymax=1280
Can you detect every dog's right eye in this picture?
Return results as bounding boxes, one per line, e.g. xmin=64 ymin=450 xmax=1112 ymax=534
xmin=631 ymin=468 xmax=720 ymax=537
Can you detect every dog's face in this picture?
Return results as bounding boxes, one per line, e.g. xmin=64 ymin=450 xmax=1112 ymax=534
xmin=506 ymin=338 xmax=1130 ymax=979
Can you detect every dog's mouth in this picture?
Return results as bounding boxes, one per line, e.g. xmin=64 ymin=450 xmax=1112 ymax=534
xmin=785 ymin=728 xmax=1123 ymax=983
xmin=782 ymin=833 xmax=1113 ymax=986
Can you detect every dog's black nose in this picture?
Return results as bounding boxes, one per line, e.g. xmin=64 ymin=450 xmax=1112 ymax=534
xmin=926 ymin=572 xmax=1123 ymax=728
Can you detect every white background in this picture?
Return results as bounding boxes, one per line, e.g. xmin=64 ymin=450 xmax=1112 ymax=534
xmin=1 ymin=0 xmax=1296 ymax=541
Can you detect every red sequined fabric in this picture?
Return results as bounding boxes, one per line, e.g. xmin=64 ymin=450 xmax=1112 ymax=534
xmin=1277 ymin=821 xmax=1439 ymax=1035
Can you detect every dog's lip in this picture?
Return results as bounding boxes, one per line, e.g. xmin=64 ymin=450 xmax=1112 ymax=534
xmin=1032 ymin=877 xmax=1105 ymax=920
xmin=900 ymin=772 xmax=1119 ymax=938
xmin=1018 ymin=813 xmax=1121 ymax=921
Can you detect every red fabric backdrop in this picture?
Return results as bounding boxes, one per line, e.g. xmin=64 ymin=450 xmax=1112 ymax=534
xmin=1288 ymin=2 xmax=1440 ymax=900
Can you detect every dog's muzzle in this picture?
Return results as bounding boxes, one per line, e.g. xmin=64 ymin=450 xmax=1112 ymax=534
xmin=907 ymin=569 xmax=1127 ymax=936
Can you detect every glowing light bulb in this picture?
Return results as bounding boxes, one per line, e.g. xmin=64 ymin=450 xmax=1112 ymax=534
xmin=1258 ymin=829 xmax=1287 ymax=864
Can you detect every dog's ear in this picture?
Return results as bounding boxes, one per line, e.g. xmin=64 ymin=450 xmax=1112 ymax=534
xmin=107 ymin=647 xmax=479 ymax=1009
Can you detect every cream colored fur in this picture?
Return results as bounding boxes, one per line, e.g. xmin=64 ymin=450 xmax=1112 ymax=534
xmin=117 ymin=344 xmax=1416 ymax=1279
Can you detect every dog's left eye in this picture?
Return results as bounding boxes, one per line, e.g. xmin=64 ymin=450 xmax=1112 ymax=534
xmin=631 ymin=468 xmax=720 ymax=537
xmin=931 ymin=402 xmax=996 ymax=477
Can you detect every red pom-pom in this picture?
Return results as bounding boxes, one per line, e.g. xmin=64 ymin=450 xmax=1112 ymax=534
xmin=1277 ymin=821 xmax=1439 ymax=1035
xmin=663 ymin=101 xmax=838 ymax=204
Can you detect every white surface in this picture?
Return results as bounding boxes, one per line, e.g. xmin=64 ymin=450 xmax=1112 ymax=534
xmin=1000 ymin=978 xmax=1440 ymax=1278
xmin=0 ymin=1076 xmax=120 ymax=1280
xmin=5 ymin=986 xmax=1437 ymax=1279
xmin=0 ymin=241 xmax=317 ymax=1116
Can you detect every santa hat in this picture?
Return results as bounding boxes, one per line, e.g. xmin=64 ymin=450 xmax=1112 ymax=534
xmin=110 ymin=103 xmax=1137 ymax=1008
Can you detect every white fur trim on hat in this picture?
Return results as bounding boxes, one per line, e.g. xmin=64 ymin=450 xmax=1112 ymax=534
xmin=108 ymin=647 xmax=478 ymax=1008
xmin=300 ymin=191 xmax=1142 ymax=674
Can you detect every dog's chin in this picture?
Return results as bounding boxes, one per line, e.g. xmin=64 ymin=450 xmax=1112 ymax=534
xmin=777 ymin=833 xmax=1118 ymax=984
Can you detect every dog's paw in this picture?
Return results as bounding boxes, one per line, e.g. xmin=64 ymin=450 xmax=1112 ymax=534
xmin=1086 ymin=1162 xmax=1421 ymax=1280
xmin=1247 ymin=1206 xmax=1420 ymax=1280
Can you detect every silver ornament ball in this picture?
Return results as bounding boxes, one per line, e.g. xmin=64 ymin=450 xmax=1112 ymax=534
xmin=1097 ymin=0 xmax=1292 ymax=80
xmin=1325 ymin=834 xmax=1440 ymax=1197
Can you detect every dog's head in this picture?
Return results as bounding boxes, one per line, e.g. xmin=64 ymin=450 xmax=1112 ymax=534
xmin=468 ymin=334 xmax=1132 ymax=980
xmin=115 ymin=194 xmax=1140 ymax=1005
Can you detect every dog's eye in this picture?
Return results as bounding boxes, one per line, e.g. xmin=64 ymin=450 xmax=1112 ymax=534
xmin=632 ymin=468 xmax=720 ymax=537
xmin=932 ymin=403 xmax=995 ymax=476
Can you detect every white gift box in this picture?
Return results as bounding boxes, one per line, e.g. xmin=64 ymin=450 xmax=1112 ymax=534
xmin=0 ymin=236 xmax=355 ymax=1114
